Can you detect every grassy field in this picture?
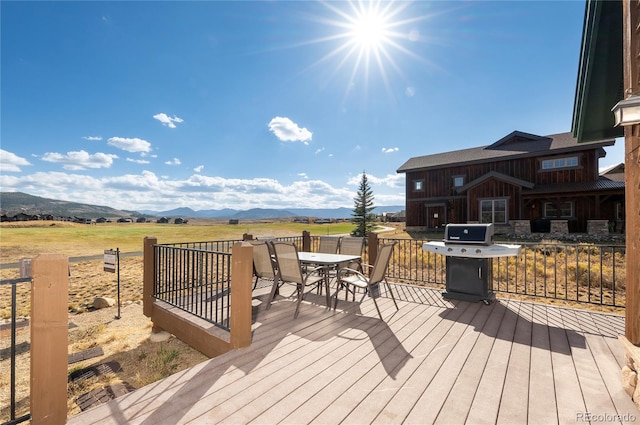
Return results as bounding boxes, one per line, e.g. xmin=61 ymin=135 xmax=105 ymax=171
xmin=0 ymin=219 xmax=360 ymax=263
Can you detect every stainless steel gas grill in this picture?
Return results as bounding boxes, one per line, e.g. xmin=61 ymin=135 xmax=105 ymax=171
xmin=422 ymin=223 xmax=522 ymax=304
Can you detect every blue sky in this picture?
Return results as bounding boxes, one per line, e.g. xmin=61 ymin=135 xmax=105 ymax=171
xmin=0 ymin=0 xmax=624 ymax=212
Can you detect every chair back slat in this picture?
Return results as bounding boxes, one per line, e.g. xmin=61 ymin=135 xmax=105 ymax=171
xmin=369 ymin=242 xmax=396 ymax=285
xmin=251 ymin=240 xmax=276 ymax=279
xmin=339 ymin=237 xmax=364 ymax=256
xmin=272 ymin=241 xmax=304 ymax=284
xmin=318 ymin=236 xmax=340 ymax=254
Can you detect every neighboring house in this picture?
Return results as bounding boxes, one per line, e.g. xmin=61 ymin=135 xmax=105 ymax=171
xmin=396 ymin=131 xmax=625 ymax=233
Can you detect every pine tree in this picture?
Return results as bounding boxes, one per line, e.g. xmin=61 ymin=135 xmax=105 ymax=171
xmin=351 ymin=171 xmax=376 ymax=237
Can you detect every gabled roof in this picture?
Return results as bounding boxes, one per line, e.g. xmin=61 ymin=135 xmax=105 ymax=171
xmin=397 ymin=131 xmax=614 ymax=173
xmin=456 ymin=171 xmax=534 ymax=194
xmin=600 ymin=163 xmax=625 ymax=182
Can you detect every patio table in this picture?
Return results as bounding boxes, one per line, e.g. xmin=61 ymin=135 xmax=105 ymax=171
xmin=297 ymin=252 xmax=361 ymax=307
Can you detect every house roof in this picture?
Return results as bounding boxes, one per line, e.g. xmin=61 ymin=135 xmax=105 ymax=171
xmin=396 ymin=131 xmax=615 ymax=173
xmin=523 ymin=177 xmax=625 ymax=195
xmin=600 ymin=162 xmax=625 ymax=182
xmin=571 ymin=0 xmax=623 ymax=142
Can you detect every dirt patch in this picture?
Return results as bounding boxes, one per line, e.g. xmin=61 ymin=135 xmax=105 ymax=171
xmin=0 ymin=302 xmax=209 ymax=421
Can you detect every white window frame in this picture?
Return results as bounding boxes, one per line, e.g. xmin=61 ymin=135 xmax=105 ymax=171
xmin=452 ymin=176 xmax=464 ymax=187
xmin=479 ymin=198 xmax=507 ymax=224
xmin=413 ymin=180 xmax=424 ymax=191
xmin=540 ymin=155 xmax=579 ymax=171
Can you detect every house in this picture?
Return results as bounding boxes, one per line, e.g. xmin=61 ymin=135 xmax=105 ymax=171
xmin=396 ymin=131 xmax=624 ymax=233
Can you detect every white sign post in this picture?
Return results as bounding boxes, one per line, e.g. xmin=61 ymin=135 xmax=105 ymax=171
xmin=104 ymin=248 xmax=120 ymax=319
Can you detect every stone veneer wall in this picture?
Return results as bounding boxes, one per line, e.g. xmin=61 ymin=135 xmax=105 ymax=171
xmin=550 ymin=220 xmax=568 ymax=235
xmin=587 ymin=219 xmax=610 ymax=235
xmin=620 ymin=336 xmax=640 ymax=409
xmin=510 ymin=220 xmax=531 ymax=235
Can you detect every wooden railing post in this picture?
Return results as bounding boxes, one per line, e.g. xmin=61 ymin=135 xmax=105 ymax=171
xmin=368 ymin=232 xmax=379 ymax=268
xmin=230 ymin=241 xmax=253 ymax=349
xmin=30 ymin=254 xmax=68 ymax=425
xmin=302 ymin=231 xmax=311 ymax=252
xmin=243 ymin=233 xmax=253 ymax=241
xmin=143 ymin=236 xmax=157 ymax=319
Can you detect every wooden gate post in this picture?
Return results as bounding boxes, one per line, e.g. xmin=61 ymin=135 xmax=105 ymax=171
xmin=302 ymin=231 xmax=311 ymax=252
xmin=143 ymin=236 xmax=157 ymax=319
xmin=30 ymin=254 xmax=68 ymax=425
xmin=230 ymin=241 xmax=253 ymax=349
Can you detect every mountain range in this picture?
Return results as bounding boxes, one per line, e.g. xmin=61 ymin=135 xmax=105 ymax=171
xmin=0 ymin=192 xmax=403 ymax=220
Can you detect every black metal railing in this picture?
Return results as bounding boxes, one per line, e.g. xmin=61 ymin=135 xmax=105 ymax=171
xmin=379 ymin=237 xmax=626 ymax=308
xmin=1 ymin=277 xmax=32 ymax=425
xmin=154 ymin=244 xmax=233 ymax=331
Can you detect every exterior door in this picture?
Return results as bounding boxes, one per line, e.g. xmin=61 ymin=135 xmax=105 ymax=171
xmin=426 ymin=205 xmax=446 ymax=230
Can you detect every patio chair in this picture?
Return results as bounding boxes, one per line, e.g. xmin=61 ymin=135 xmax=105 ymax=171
xmin=250 ymin=240 xmax=279 ymax=298
xmin=334 ymin=241 xmax=398 ymax=320
xmin=270 ymin=241 xmax=327 ymax=318
xmin=338 ymin=236 xmax=365 ymax=272
xmin=317 ymin=236 xmax=341 ymax=254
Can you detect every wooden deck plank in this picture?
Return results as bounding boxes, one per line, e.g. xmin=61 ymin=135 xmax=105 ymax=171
xmin=405 ymin=300 xmax=497 ymax=424
xmin=495 ymin=301 xmax=532 ymax=425
xmin=370 ymin=302 xmax=484 ymax=424
xmin=548 ymin=314 xmax=588 ymax=424
xmin=66 ymin=285 xmax=637 ymax=425
xmin=279 ymin=300 xmax=448 ymax=424
xmin=227 ymin=300 xmax=422 ymax=424
xmin=431 ymin=300 xmax=509 ymax=425
xmin=585 ymin=333 xmax=639 ymax=425
xmin=326 ymin=301 xmax=463 ymax=425
xmin=527 ymin=303 xmax=559 ymax=424
xmin=464 ymin=300 xmax=521 ymax=425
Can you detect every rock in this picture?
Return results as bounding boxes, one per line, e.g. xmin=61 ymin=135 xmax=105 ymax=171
xmin=150 ymin=330 xmax=171 ymax=342
xmin=622 ymin=366 xmax=637 ymax=397
xmin=93 ymin=297 xmax=116 ymax=309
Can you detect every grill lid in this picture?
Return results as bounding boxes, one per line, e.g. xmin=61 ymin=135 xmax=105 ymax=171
xmin=444 ymin=223 xmax=494 ymax=245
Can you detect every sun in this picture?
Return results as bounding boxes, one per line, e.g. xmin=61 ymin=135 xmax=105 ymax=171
xmin=351 ymin=11 xmax=389 ymax=51
xmin=308 ymin=0 xmax=429 ymax=98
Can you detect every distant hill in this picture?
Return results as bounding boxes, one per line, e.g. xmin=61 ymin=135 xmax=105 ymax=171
xmin=141 ymin=205 xmax=405 ymax=220
xmin=0 ymin=192 xmax=137 ymax=218
xmin=0 ymin=191 xmax=404 ymax=220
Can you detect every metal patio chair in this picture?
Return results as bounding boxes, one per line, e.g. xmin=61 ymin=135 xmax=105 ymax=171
xmin=334 ymin=241 xmax=398 ymax=320
xmin=250 ymin=240 xmax=279 ymax=296
xmin=270 ymin=241 xmax=326 ymax=318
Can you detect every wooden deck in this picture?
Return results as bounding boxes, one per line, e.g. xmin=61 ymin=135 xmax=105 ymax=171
xmin=68 ymin=283 xmax=638 ymax=425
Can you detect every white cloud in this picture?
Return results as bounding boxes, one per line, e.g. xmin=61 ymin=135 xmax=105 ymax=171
xmin=126 ymin=158 xmax=150 ymax=164
xmin=165 ymin=158 xmax=181 ymax=166
xmin=194 ymin=165 xmax=204 ymax=172
xmin=405 ymin=86 xmax=415 ymax=97
xmin=298 ymin=173 xmax=308 ymax=179
xmin=348 ymin=172 xmax=404 ymax=189
xmin=382 ymin=147 xmax=399 ymax=153
xmin=0 ymin=149 xmax=31 ymax=172
xmin=268 ymin=116 xmax=312 ymax=144
xmin=153 ymin=113 xmax=184 ymax=128
xmin=107 ymin=137 xmax=152 ymax=153
xmin=315 ymin=147 xmax=325 ymax=155
xmin=83 ymin=136 xmax=103 ymax=141
xmin=41 ymin=150 xmax=118 ymax=170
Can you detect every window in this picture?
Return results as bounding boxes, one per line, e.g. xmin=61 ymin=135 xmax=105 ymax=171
xmin=452 ymin=176 xmax=464 ymax=187
xmin=544 ymin=201 xmax=574 ymax=218
xmin=480 ymin=199 xmax=507 ymax=224
xmin=413 ymin=180 xmax=424 ymax=191
xmin=615 ymin=202 xmax=624 ymax=221
xmin=541 ymin=156 xmax=579 ymax=170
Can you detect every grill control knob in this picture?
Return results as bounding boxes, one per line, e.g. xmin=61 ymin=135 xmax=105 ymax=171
xmin=476 ymin=249 xmax=482 ymax=254
xmin=461 ymin=248 xmax=466 ymax=253
xmin=447 ymin=247 xmax=453 ymax=252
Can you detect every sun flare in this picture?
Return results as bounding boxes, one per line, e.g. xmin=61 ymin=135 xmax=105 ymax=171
xmin=308 ymin=0 xmax=429 ymax=99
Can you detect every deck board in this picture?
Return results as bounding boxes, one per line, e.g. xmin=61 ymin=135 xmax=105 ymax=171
xmin=67 ymin=283 xmax=638 ymax=425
